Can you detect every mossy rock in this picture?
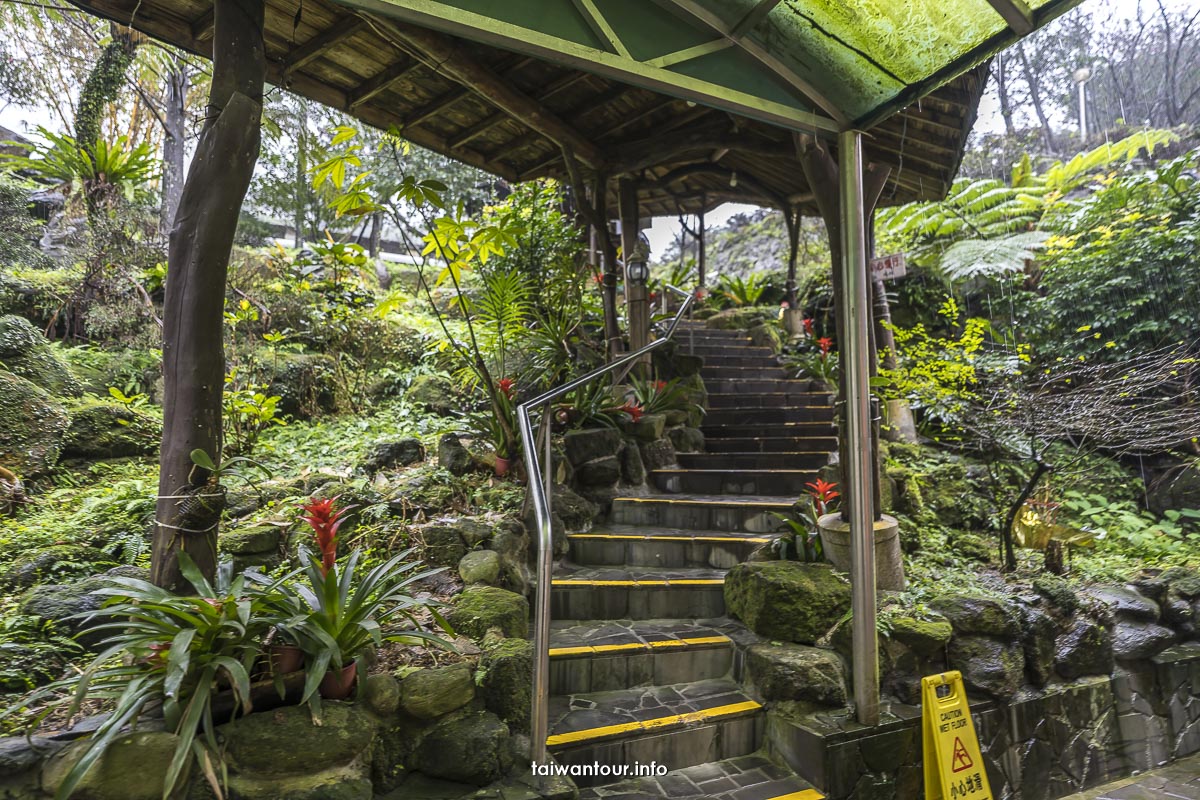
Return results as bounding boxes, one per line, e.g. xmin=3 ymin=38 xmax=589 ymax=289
xmin=946 ymin=634 xmax=1024 ymax=701
xmin=220 ymin=703 xmax=375 ymax=777
xmin=929 ymin=594 xmax=1020 ymax=640
xmin=724 ymin=561 xmax=851 ymax=644
xmin=888 ymin=614 xmax=952 ymax=657
xmin=0 ymin=371 xmax=69 ymax=476
xmin=0 ymin=543 xmax=117 ymax=590
xmin=746 ymin=642 xmax=847 ymax=706
xmin=406 ymin=373 xmax=457 ymax=416
xmin=218 ymin=525 xmax=283 ymax=556
xmin=20 ymin=566 xmax=149 ymax=645
xmin=446 ymin=585 xmax=529 ymax=641
xmin=0 ymin=315 xmax=82 ymax=397
xmin=62 ymin=402 xmax=160 ymax=458
xmin=416 ymin=711 xmax=512 ymax=786
xmin=265 ymin=351 xmax=339 ymax=420
xmin=399 ymin=664 xmax=475 ymax=720
xmin=480 ymin=636 xmax=533 ymax=730
xmin=1033 ymin=575 xmax=1079 ymax=615
xmin=42 ymin=730 xmax=177 ymax=800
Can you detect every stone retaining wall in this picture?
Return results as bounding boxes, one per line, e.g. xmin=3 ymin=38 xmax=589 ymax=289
xmin=768 ymin=642 xmax=1200 ymax=800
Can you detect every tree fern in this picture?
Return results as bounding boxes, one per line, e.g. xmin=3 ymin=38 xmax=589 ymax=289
xmin=939 ymin=231 xmax=1051 ymax=282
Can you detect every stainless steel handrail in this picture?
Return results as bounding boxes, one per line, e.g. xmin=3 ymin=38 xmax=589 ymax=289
xmin=519 ymin=284 xmax=694 ymax=766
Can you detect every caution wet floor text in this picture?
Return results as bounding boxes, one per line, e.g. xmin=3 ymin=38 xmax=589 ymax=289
xmin=922 ymin=671 xmax=993 ymax=800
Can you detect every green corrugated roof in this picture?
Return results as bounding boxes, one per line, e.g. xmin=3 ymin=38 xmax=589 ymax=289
xmin=345 ymin=0 xmax=1085 ymax=131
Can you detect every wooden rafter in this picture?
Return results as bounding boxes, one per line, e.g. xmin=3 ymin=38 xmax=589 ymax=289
xmin=348 ymin=58 xmax=423 ymax=110
xmin=570 ymin=0 xmax=630 ymax=58
xmin=985 ymin=0 xmax=1035 ymax=35
xmin=451 ymin=71 xmax=594 ymax=149
xmin=366 ymin=15 xmax=605 ymax=167
xmin=401 ymin=86 xmax=473 ymax=130
xmin=190 ymin=8 xmax=214 ymax=42
xmin=729 ymin=0 xmax=784 ymax=39
xmin=284 ymin=17 xmax=367 ymax=76
xmin=653 ymin=0 xmax=849 ymax=126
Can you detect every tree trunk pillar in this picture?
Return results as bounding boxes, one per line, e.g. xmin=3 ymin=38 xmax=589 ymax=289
xmin=619 ymin=178 xmax=648 ymax=371
xmin=151 ymin=0 xmax=265 ymax=591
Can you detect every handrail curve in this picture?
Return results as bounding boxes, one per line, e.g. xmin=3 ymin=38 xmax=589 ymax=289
xmin=518 ymin=284 xmax=694 ymax=766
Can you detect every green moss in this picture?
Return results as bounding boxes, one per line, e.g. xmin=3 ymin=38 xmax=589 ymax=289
xmin=480 ymin=636 xmax=532 ymax=730
xmin=62 ymin=401 xmax=160 ymax=458
xmin=1032 ymin=575 xmax=1079 ymax=614
xmin=0 ymin=315 xmax=82 ymax=397
xmin=446 ymin=585 xmax=529 ymax=641
xmin=0 ymin=371 xmax=69 ymax=476
xmin=724 ymin=561 xmax=851 ymax=644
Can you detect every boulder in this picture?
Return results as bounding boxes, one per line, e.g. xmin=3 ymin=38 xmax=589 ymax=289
xmin=0 ymin=314 xmax=82 ymax=396
xmin=218 ymin=525 xmax=282 ymax=555
xmin=437 ymin=433 xmax=472 ymax=476
xmin=360 ymin=438 xmax=424 ymax=472
xmin=61 ymin=402 xmax=159 ymax=458
xmin=360 ymin=673 xmax=401 ymax=717
xmin=618 ymin=442 xmax=646 ymax=485
xmin=563 ymin=428 xmax=623 ymax=466
xmin=889 ymin=614 xmax=952 ymax=657
xmin=417 ymin=711 xmax=512 ymax=786
xmin=946 ymin=635 xmax=1024 ymax=702
xmin=549 ymin=485 xmax=598 ymax=531
xmin=576 ymin=456 xmax=621 ymax=487
xmin=220 ymin=704 xmax=375 ymax=776
xmin=406 ymin=373 xmax=456 ymax=416
xmin=747 ymin=642 xmax=847 ymax=706
xmin=667 ymin=426 xmax=705 ymax=454
xmin=1019 ymin=605 xmax=1057 ymax=687
xmin=1111 ymin=621 xmax=1176 ymax=660
xmin=399 ymin=664 xmax=475 ymax=720
xmin=41 ymin=730 xmax=176 ymax=800
xmin=724 ymin=561 xmax=851 ymax=644
xmin=0 ymin=371 xmax=69 ymax=476
xmin=0 ymin=735 xmax=57 ymax=778
xmin=420 ymin=524 xmax=466 ymax=567
xmin=459 ymin=550 xmax=501 ymax=585
xmin=638 ymin=438 xmax=676 ymax=470
xmin=1147 ymin=461 xmax=1200 ymax=515
xmin=489 ymin=518 xmax=531 ymax=593
xmin=628 ymin=413 xmax=666 ymax=442
xmin=447 ymin=585 xmax=529 ymax=640
xmin=480 ymin=636 xmax=533 ymax=730
xmin=1055 ymin=618 xmax=1113 ymax=679
xmin=929 ymin=595 xmax=1021 ymax=639
xmin=0 ymin=544 xmax=115 ymax=590
xmin=1032 ymin=575 xmax=1079 ymax=615
xmin=266 ymin=351 xmax=339 ymax=419
xmin=21 ymin=566 xmax=149 ymax=645
xmin=1086 ymin=586 xmax=1161 ymax=623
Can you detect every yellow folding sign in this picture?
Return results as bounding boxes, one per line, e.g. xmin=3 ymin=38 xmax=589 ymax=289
xmin=921 ymin=671 xmax=993 ymax=800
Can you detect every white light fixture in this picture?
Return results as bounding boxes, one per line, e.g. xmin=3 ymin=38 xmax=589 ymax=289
xmin=729 ymin=170 xmax=738 ymax=188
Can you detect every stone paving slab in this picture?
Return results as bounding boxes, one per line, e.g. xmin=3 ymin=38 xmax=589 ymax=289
xmin=1060 ymin=753 xmax=1200 ymax=799
xmin=551 ymin=565 xmax=729 ymax=584
xmin=549 ymin=618 xmax=734 ymax=656
xmin=578 ymin=754 xmax=822 ymax=800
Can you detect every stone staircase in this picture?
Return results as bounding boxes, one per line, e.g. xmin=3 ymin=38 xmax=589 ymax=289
xmin=546 ymin=323 xmax=834 ymax=799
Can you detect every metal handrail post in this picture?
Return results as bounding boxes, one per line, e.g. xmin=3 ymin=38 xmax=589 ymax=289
xmin=522 ymin=284 xmax=693 ymax=768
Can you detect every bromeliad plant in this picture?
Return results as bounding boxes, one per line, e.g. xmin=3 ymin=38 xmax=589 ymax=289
xmin=0 ymin=554 xmax=290 ymax=800
xmin=771 ymin=479 xmax=840 ymax=562
xmin=628 ymin=375 xmax=705 ymax=419
xmin=783 ymin=335 xmax=838 ymax=386
xmin=300 ymin=496 xmax=358 ymax=576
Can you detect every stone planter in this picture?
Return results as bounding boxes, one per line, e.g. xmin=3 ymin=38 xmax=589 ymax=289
xmin=817 ymin=513 xmax=905 ymax=591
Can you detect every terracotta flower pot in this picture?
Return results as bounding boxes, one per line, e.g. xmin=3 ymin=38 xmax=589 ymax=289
xmin=318 ymin=661 xmax=357 ymax=700
xmin=267 ymin=644 xmax=305 ymax=675
xmin=494 ymin=456 xmax=511 ymax=477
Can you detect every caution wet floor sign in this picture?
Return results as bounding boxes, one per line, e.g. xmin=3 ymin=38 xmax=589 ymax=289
xmin=922 ymin=671 xmax=993 ymax=800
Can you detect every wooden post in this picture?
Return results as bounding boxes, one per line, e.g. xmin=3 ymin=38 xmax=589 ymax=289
xmin=697 ymin=208 xmax=706 ymax=288
xmin=784 ymin=206 xmax=800 ymax=307
xmin=619 ymin=177 xmax=648 ymax=371
xmin=152 ymin=0 xmax=265 ymax=591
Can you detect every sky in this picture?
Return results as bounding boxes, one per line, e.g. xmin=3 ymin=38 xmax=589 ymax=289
xmin=1 ymin=0 xmax=1188 ymax=257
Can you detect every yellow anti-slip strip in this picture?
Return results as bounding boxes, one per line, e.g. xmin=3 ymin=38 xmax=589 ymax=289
xmin=549 ymin=634 xmax=730 ymax=658
xmin=772 ymin=791 xmax=824 ymax=800
xmin=551 ymin=579 xmax=725 ymax=587
xmin=567 ymin=533 xmax=770 ymax=543
xmin=546 ymin=700 xmax=761 ymax=747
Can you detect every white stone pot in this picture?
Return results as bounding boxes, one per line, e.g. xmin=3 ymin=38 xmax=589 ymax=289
xmin=817 ymin=512 xmax=905 ymax=591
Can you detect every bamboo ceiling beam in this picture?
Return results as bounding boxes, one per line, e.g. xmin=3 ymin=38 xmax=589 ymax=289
xmin=451 ymin=71 xmax=594 ymax=149
xmin=401 ymin=86 xmax=473 ymax=130
xmin=284 ymin=17 xmax=368 ymax=76
xmin=366 ymin=15 xmax=605 ymax=168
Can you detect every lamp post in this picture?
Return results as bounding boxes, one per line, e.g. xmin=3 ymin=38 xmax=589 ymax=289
xmin=625 ymin=232 xmax=651 ymax=373
xmin=1073 ymin=66 xmax=1093 ymax=144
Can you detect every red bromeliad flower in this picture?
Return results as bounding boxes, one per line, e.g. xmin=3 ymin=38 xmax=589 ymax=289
xmin=498 ymin=377 xmax=516 ymax=400
xmin=619 ymin=402 xmax=645 ymax=422
xmin=802 ymin=318 xmax=815 ymax=336
xmin=817 ymin=336 xmax=834 ymax=356
xmin=694 ymin=288 xmax=707 ymax=300
xmin=805 ymin=479 xmax=840 ymax=516
xmin=655 ymin=380 xmax=668 ymax=393
xmin=301 ymin=496 xmax=358 ymax=576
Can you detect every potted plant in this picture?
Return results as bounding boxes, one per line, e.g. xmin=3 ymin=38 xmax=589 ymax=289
xmin=1 ymin=554 xmax=291 ymax=800
xmin=282 ymin=547 xmax=455 ymax=703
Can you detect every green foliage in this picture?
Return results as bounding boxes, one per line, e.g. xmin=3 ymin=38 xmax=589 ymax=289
xmin=0 ymin=175 xmax=50 ymax=270
xmin=714 ymin=273 xmax=773 ymax=307
xmin=1058 ymin=491 xmax=1199 ymax=558
xmin=628 ymin=375 xmax=703 ymax=417
xmin=0 ymin=127 xmax=156 ymax=201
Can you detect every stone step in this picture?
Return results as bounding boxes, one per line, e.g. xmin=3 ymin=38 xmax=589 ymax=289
xmin=705 ymin=436 xmax=838 ymax=453
xmin=703 ymin=406 xmax=835 ymax=426
xmin=548 ymin=679 xmax=763 ymax=786
xmin=611 ymin=495 xmax=793 ymax=532
xmin=653 ymin=468 xmax=815 ymax=496
xmin=551 ymin=565 xmax=728 ymax=620
xmin=567 ymin=525 xmax=770 ymax=569
xmin=678 ymin=452 xmax=830 ymax=470
xmin=700 ymin=365 xmax=793 ymax=380
xmin=703 ymin=378 xmax=821 ymax=394
xmin=702 ymin=421 xmax=836 ymax=440
xmin=577 ymin=754 xmax=825 ymax=800
xmin=548 ymin=619 xmax=736 ymax=694
xmin=706 ymin=391 xmax=832 ymax=409
xmin=700 ymin=355 xmax=782 ymax=368
xmin=684 ymin=344 xmax=775 ymax=358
